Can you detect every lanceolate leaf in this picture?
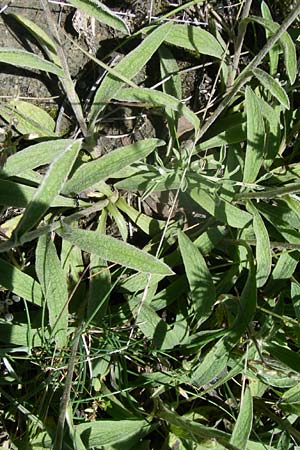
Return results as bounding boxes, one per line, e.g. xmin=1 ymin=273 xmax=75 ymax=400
xmin=57 ymin=224 xmax=174 ymax=275
xmin=253 ymin=68 xmax=290 ymax=109
xmin=89 ymin=22 xmax=173 ymax=124
xmin=0 ymin=258 xmax=43 ymax=306
xmin=0 ymin=48 xmax=64 ymax=76
xmin=36 ymin=234 xmax=68 ymax=348
xmin=63 ymin=138 xmax=164 ymax=194
xmin=230 ymin=386 xmax=253 ymax=450
xmin=14 ymin=140 xmax=81 ymax=237
xmin=164 ymin=24 xmax=224 ymax=59
xmin=1 ymin=139 xmax=74 ymax=177
xmin=247 ymin=201 xmax=272 ymax=287
xmin=68 ymin=0 xmax=129 ymax=34
xmin=178 ymin=231 xmax=216 ymax=325
xmin=243 ymin=86 xmax=265 ymax=183
xmin=114 ymin=88 xmax=200 ymax=131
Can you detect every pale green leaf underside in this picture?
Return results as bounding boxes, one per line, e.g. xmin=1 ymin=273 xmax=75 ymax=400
xmin=253 ymin=68 xmax=290 ymax=109
xmin=57 ymin=224 xmax=174 ymax=275
xmin=0 ymin=48 xmax=64 ymax=76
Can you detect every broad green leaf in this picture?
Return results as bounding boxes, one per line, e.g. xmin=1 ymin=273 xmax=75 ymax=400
xmin=249 ymin=16 xmax=297 ymax=84
xmin=178 ymin=231 xmax=216 ymax=325
xmin=68 ymin=0 xmax=129 ymax=34
xmin=266 ymin=342 xmax=300 ymax=374
xmin=291 ymin=281 xmax=300 ymax=322
xmin=196 ymin=121 xmax=246 ymax=151
xmin=1 ymin=139 xmax=74 ymax=177
xmin=164 ymin=24 xmax=223 ymax=59
xmin=114 ymin=88 xmax=199 ymax=131
xmin=89 ymin=22 xmax=173 ymax=124
xmin=74 ymin=419 xmax=151 ymax=449
xmin=247 ymin=201 xmax=272 ymax=287
xmin=0 ymin=322 xmax=46 ymax=347
xmin=253 ymin=68 xmax=290 ymax=109
xmin=0 ymin=48 xmax=64 ymax=76
xmin=230 ymin=386 xmax=253 ymax=450
xmin=256 ymin=96 xmax=281 ymax=165
xmin=261 ymin=2 xmax=280 ymax=76
xmin=36 ymin=234 xmax=68 ymax=348
xmin=0 ymin=258 xmax=43 ymax=306
xmin=0 ymin=179 xmax=78 ymax=208
xmin=0 ymin=100 xmax=56 ymax=137
xmin=115 ymin=169 xmax=182 ymax=192
xmin=188 ymin=177 xmax=252 ymax=229
xmin=14 ymin=140 xmax=81 ymax=237
xmin=159 ymin=45 xmax=182 ymax=100
xmin=243 ymin=87 xmax=265 ymax=183
xmin=57 ymin=223 xmax=174 ymax=275
xmin=265 ymin=251 xmax=298 ymax=296
xmin=64 ymin=138 xmax=164 ymax=194
xmin=107 ymin=202 xmax=128 ymax=241
xmin=9 ymin=13 xmax=60 ymax=66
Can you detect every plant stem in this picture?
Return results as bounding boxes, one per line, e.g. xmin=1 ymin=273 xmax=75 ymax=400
xmin=40 ymin=0 xmax=87 ymax=136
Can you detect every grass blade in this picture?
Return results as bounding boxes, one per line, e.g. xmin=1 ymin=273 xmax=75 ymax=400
xmin=243 ymin=86 xmax=265 ymax=183
xmin=89 ymin=22 xmax=173 ymax=124
xmin=14 ymin=140 xmax=81 ymax=238
xmin=68 ymin=0 xmax=129 ymax=34
xmin=178 ymin=230 xmax=216 ymax=325
xmin=0 ymin=48 xmax=63 ymax=76
xmin=63 ymin=138 xmax=164 ymax=194
xmin=57 ymin=224 xmax=174 ymax=275
xmin=36 ymin=234 xmax=69 ymax=348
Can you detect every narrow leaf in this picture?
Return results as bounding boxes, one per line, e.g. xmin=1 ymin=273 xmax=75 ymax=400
xmin=36 ymin=234 xmax=69 ymax=348
xmin=57 ymin=223 xmax=174 ymax=275
xmin=14 ymin=140 xmax=81 ymax=237
xmin=89 ymin=22 xmax=173 ymax=123
xmin=63 ymin=138 xmax=164 ymax=194
xmin=0 ymin=258 xmax=43 ymax=306
xmin=114 ymin=88 xmax=199 ymax=131
xmin=68 ymin=0 xmax=129 ymax=34
xmin=164 ymin=24 xmax=223 ymax=58
xmin=261 ymin=2 xmax=280 ymax=76
xmin=243 ymin=86 xmax=265 ymax=183
xmin=253 ymin=68 xmax=290 ymax=109
xmin=1 ymin=139 xmax=74 ymax=177
xmin=247 ymin=201 xmax=272 ymax=287
xmin=0 ymin=48 xmax=64 ymax=76
xmin=178 ymin=231 xmax=216 ymax=324
xmin=230 ymin=386 xmax=253 ymax=450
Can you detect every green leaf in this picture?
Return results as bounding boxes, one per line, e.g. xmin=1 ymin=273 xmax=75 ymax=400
xmin=14 ymin=140 xmax=81 ymax=237
xmin=0 ymin=258 xmax=43 ymax=306
xmin=243 ymin=86 xmax=265 ymax=183
xmin=74 ymin=419 xmax=151 ymax=449
xmin=281 ymin=382 xmax=300 ymax=415
xmin=0 ymin=48 xmax=64 ymax=76
xmin=68 ymin=0 xmax=129 ymax=34
xmin=114 ymin=88 xmax=199 ymax=131
xmin=261 ymin=2 xmax=280 ymax=76
xmin=9 ymin=13 xmax=60 ymax=66
xmin=178 ymin=231 xmax=216 ymax=325
xmin=188 ymin=176 xmax=252 ymax=229
xmin=89 ymin=22 xmax=173 ymax=124
xmin=63 ymin=138 xmax=164 ymax=194
xmin=164 ymin=24 xmax=224 ymax=58
xmin=0 ymin=179 xmax=77 ymax=208
xmin=0 ymin=100 xmax=56 ymax=137
xmin=253 ymin=68 xmax=290 ymax=109
xmin=1 ymin=139 xmax=74 ymax=177
xmin=249 ymin=16 xmax=297 ymax=84
xmin=197 ymin=120 xmax=246 ymax=150
xmin=0 ymin=322 xmax=46 ymax=347
xmin=247 ymin=201 xmax=272 ymax=287
xmin=230 ymin=386 xmax=253 ymax=450
xmin=35 ymin=234 xmax=68 ymax=348
xmin=57 ymin=223 xmax=174 ymax=275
